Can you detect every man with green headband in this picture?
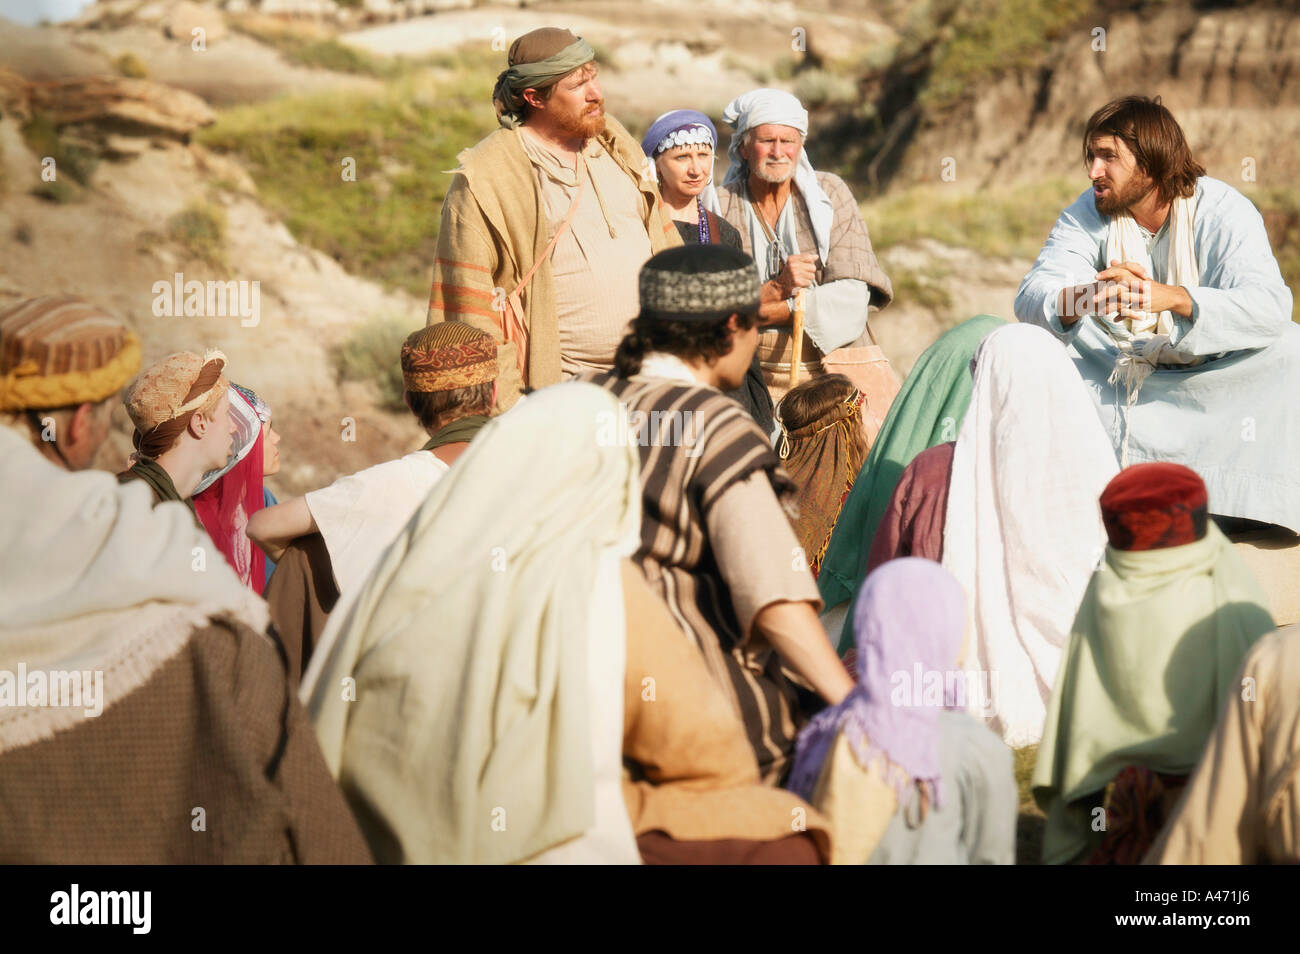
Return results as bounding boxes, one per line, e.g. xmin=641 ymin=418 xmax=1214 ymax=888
xmin=428 ymin=27 xmax=681 ymax=410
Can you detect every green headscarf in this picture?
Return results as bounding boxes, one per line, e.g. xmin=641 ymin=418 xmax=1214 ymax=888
xmin=492 ymin=33 xmax=597 ymax=130
xmin=1032 ymin=523 xmax=1275 ymax=864
xmin=817 ymin=315 xmax=1005 ymax=645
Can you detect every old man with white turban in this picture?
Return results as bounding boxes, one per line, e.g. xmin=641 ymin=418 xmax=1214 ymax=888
xmin=717 ymin=89 xmax=893 ymax=400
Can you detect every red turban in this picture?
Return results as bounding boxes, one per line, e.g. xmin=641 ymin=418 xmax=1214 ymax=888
xmin=1100 ymin=462 xmax=1208 ymax=551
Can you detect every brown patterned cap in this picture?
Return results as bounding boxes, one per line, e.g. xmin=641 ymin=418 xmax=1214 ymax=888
xmin=402 ymin=323 xmax=497 ymax=393
xmin=0 ymin=295 xmax=141 ymax=410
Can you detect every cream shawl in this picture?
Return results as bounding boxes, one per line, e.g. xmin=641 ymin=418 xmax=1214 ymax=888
xmin=0 ymin=423 xmax=269 ymax=756
xmin=942 ymin=324 xmax=1120 ymax=748
xmin=301 ymin=382 xmax=642 ymax=865
xmin=1100 ymin=196 xmax=1202 ymax=464
xmin=1102 ymin=195 xmax=1199 ymax=340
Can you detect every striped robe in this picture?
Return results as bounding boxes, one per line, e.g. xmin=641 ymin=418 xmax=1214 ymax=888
xmin=592 ymin=370 xmax=804 ymax=783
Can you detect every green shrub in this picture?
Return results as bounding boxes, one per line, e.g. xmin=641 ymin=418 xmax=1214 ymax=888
xmin=888 ymin=263 xmax=953 ymax=311
xmin=920 ymin=0 xmax=1081 ymax=111
xmin=32 ymin=179 xmax=81 ymax=203
xmin=287 ymin=39 xmax=389 ymax=76
xmin=166 ymin=200 xmax=228 ymax=268
xmin=21 ymin=114 xmax=98 ymax=187
xmin=863 ymin=178 xmax=1081 ymax=260
xmin=335 ymin=314 xmax=412 ymax=410
xmin=198 ymin=52 xmax=500 ymax=297
xmin=792 ymin=68 xmax=859 ymax=108
xmin=113 ymin=51 xmax=150 ymax=79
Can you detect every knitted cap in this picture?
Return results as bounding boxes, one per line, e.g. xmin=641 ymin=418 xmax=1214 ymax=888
xmin=638 ymin=245 xmax=761 ymax=323
xmin=1100 ymin=462 xmax=1209 ymax=551
xmin=402 ymin=323 xmax=498 ymax=393
xmin=0 ymin=295 xmax=141 ymax=411
xmin=124 ymin=349 xmax=228 ymax=438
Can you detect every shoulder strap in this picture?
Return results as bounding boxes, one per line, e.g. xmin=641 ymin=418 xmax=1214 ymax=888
xmin=744 ymin=178 xmax=781 ymax=246
xmin=515 ymin=154 xmax=585 ymax=294
xmin=500 ymin=154 xmax=588 ymax=382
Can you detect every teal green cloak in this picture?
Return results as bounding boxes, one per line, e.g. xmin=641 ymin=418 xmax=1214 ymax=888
xmin=817 ymin=314 xmax=1005 ymax=651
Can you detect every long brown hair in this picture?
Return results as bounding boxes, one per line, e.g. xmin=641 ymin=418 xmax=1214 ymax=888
xmin=779 ymin=373 xmax=857 ymax=432
xmin=777 ymin=373 xmax=868 ymax=464
xmin=1083 ymin=95 xmax=1205 ymax=206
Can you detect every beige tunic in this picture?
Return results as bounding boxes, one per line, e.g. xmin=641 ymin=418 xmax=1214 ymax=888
xmin=520 ymin=129 xmax=653 ymax=377
xmin=620 ymin=561 xmax=832 ymax=857
xmin=427 ymin=119 xmax=680 ymax=410
xmin=1146 ymin=623 xmax=1300 ymax=864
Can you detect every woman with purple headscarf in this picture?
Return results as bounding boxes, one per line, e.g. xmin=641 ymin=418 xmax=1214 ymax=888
xmin=641 ymin=110 xmax=735 ymax=247
xmin=642 ymin=109 xmax=774 ymax=434
xmin=787 ymin=558 xmax=1016 ymax=864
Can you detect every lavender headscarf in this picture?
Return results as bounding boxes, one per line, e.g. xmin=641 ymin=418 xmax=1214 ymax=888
xmin=787 ymin=558 xmax=967 ymax=807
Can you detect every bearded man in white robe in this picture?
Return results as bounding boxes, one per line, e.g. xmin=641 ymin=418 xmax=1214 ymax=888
xmin=1015 ymin=95 xmax=1300 ymax=533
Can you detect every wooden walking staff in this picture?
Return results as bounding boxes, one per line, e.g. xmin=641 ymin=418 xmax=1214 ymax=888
xmin=789 ymin=288 xmax=806 ymax=388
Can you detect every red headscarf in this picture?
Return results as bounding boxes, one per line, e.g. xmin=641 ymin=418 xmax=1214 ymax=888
xmin=193 ymin=389 xmax=267 ymax=594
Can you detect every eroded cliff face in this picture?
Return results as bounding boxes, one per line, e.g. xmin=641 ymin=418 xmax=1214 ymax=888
xmin=874 ymin=5 xmax=1300 ymax=191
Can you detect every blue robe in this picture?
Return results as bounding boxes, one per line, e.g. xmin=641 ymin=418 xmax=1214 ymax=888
xmin=1015 ymin=176 xmax=1300 ymax=531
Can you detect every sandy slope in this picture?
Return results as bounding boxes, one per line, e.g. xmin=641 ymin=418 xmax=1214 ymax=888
xmin=0 ymin=119 xmax=428 ymax=498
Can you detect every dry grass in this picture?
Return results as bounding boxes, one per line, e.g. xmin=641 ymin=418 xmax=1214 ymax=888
xmin=165 ymin=200 xmax=229 ymax=269
xmin=335 ymin=314 xmax=411 ymax=411
xmin=1015 ymin=744 xmax=1045 ymax=865
xmin=198 ymin=48 xmax=500 ymax=298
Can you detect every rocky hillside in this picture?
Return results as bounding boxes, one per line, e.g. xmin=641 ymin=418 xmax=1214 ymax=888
xmin=1 ymin=0 xmax=1296 ymax=495
xmin=820 ymin=0 xmax=1300 ymax=192
xmin=0 ymin=56 xmax=423 ymax=495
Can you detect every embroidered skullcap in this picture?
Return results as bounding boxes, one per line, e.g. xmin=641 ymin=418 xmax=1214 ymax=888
xmin=402 ymin=323 xmax=498 ymax=393
xmin=0 ymin=295 xmax=141 ymax=411
xmin=638 ymin=245 xmax=761 ymax=323
xmin=1100 ymin=462 xmax=1209 ymax=551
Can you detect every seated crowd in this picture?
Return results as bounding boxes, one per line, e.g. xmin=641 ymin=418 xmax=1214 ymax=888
xmin=0 ymin=33 xmax=1297 ymax=865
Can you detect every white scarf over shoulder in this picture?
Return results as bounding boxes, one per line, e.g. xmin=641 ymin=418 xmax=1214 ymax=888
xmin=1101 ymin=195 xmax=1202 ymax=462
xmin=1103 ymin=194 xmax=1200 ymax=339
xmin=0 ymin=423 xmax=268 ymax=755
xmin=302 ymin=382 xmax=642 ymax=865
xmin=942 ymin=325 xmax=1119 ymax=748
